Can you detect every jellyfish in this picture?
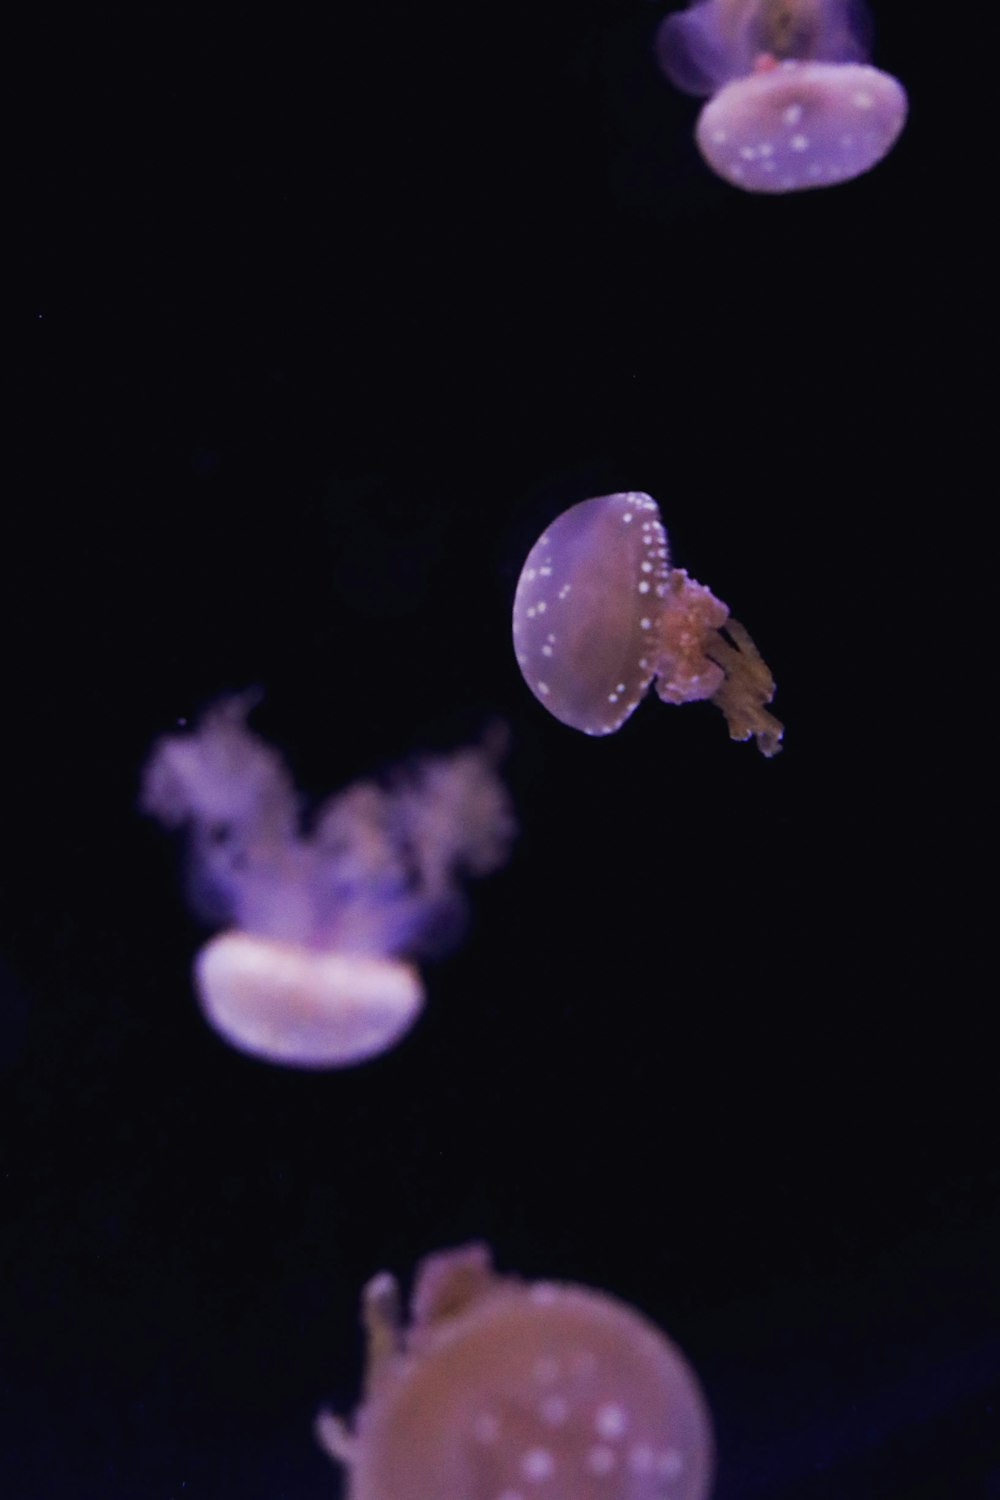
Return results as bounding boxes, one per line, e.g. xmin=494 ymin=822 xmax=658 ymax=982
xmin=316 ymin=1242 xmax=715 ymax=1500
xmin=512 ymin=492 xmax=782 ymax=756
xmin=141 ymin=696 xmax=515 ymax=1067
xmin=656 ymin=0 xmax=907 ymax=192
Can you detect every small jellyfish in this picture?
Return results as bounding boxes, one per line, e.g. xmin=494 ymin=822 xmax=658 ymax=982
xmin=512 ymin=492 xmax=782 ymax=756
xmin=316 ymin=1242 xmax=715 ymax=1500
xmin=656 ymin=0 xmax=907 ymax=192
xmin=141 ymin=697 xmax=514 ymax=1067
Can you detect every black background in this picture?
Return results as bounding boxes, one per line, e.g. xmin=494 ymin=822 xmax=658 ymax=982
xmin=8 ymin=2 xmax=997 ymax=1497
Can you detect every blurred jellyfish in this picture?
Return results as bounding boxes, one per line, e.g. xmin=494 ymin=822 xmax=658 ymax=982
xmin=656 ymin=0 xmax=907 ymax=192
xmin=316 ymin=1242 xmax=715 ymax=1500
xmin=513 ymin=492 xmax=782 ymax=756
xmin=141 ymin=697 xmax=515 ymax=1067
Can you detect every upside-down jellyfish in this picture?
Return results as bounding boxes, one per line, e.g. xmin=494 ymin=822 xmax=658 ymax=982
xmin=141 ymin=697 xmax=514 ymax=1067
xmin=656 ymin=0 xmax=907 ymax=192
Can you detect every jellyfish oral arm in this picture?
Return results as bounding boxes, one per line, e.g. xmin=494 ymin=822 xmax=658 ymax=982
xmin=651 ymin=569 xmax=730 ymax=706
xmin=657 ymin=0 xmax=875 ymax=95
xmin=362 ymin=1271 xmax=406 ymax=1391
xmin=652 ymin=569 xmax=784 ymax=756
xmin=314 ymin=1408 xmax=357 ymax=1468
xmin=704 ymin=617 xmax=784 ymax=756
xmin=315 ymin=1270 xmax=405 ymax=1474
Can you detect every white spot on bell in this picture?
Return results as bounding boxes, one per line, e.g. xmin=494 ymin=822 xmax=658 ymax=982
xmin=521 ymin=1447 xmax=555 ymax=1481
xmin=595 ymin=1402 xmax=628 ymax=1439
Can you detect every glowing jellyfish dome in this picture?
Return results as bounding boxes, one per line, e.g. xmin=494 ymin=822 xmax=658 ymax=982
xmin=656 ymin=0 xmax=907 ymax=192
xmin=512 ymin=491 xmax=782 ymax=755
xmin=317 ymin=1243 xmax=715 ymax=1500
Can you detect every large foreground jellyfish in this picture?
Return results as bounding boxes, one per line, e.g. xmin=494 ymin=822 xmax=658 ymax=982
xmin=316 ymin=1242 xmax=714 ymax=1500
xmin=141 ymin=697 xmax=514 ymax=1067
xmin=513 ymin=492 xmax=782 ymax=756
xmin=656 ymin=0 xmax=907 ymax=192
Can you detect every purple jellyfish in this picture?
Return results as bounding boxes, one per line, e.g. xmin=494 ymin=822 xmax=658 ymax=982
xmin=656 ymin=0 xmax=907 ymax=192
xmin=512 ymin=492 xmax=782 ymax=756
xmin=141 ymin=697 xmax=515 ymax=1068
xmin=316 ymin=1242 xmax=715 ymax=1500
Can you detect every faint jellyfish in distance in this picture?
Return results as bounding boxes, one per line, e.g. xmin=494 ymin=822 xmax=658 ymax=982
xmin=656 ymin=0 xmax=907 ymax=192
xmin=513 ymin=492 xmax=782 ymax=756
xmin=141 ymin=696 xmax=515 ymax=1067
xmin=316 ymin=1242 xmax=715 ymax=1500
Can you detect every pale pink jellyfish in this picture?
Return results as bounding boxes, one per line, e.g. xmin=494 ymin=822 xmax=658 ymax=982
xmin=141 ymin=697 xmax=514 ymax=1067
xmin=512 ymin=492 xmax=782 ymax=756
xmin=316 ymin=1242 xmax=715 ymax=1500
xmin=656 ymin=0 xmax=907 ymax=192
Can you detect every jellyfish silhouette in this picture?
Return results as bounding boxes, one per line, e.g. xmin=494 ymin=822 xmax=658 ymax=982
xmin=656 ymin=0 xmax=907 ymax=192
xmin=141 ymin=697 xmax=514 ymax=1067
xmin=513 ymin=492 xmax=782 ymax=756
xmin=316 ymin=1242 xmax=715 ymax=1500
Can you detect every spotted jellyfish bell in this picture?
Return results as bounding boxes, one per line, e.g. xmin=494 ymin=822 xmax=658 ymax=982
xmin=696 ymin=56 xmax=907 ymax=192
xmin=512 ymin=491 xmax=782 ymax=756
xmin=316 ymin=1242 xmax=715 ymax=1500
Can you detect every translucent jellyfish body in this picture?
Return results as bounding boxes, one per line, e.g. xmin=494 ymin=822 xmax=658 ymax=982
xmin=142 ymin=698 xmax=514 ymax=1067
xmin=512 ymin=492 xmax=782 ymax=755
xmin=317 ymin=1243 xmax=715 ymax=1500
xmin=656 ymin=0 xmax=907 ymax=192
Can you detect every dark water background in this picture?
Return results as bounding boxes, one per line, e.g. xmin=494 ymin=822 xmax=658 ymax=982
xmin=8 ymin=2 xmax=996 ymax=1496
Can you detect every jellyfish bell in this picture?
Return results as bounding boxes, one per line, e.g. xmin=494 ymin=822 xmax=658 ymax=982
xmin=194 ymin=930 xmax=424 ymax=1068
xmin=512 ymin=492 xmax=783 ymax=755
xmin=696 ymin=57 xmax=907 ymax=192
xmin=318 ymin=1242 xmax=715 ymax=1500
xmin=512 ymin=491 xmax=670 ymax=736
